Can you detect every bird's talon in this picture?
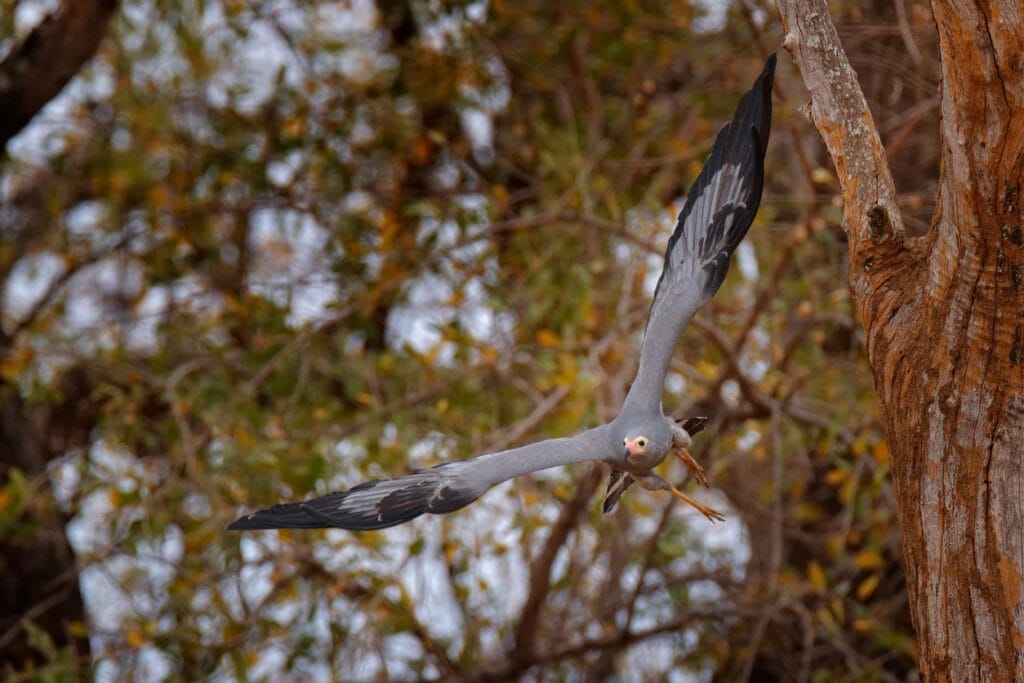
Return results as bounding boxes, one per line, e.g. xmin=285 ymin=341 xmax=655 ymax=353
xmin=676 ymin=448 xmax=709 ymax=488
xmin=704 ymin=507 xmax=726 ymax=523
xmin=668 ymin=486 xmax=723 ymax=524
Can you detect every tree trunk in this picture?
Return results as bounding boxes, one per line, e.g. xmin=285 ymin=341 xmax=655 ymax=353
xmin=776 ymin=0 xmax=1024 ymax=679
xmin=0 ymin=367 xmax=98 ymax=671
xmin=0 ymin=0 xmax=117 ymax=151
xmin=0 ymin=1 xmax=117 ymax=667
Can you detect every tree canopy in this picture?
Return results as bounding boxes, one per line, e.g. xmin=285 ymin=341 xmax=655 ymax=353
xmin=1 ymin=0 xmax=940 ymax=679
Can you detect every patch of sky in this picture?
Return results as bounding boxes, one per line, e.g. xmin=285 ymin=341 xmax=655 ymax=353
xmin=265 ymin=149 xmax=305 ymax=187
xmin=737 ymin=241 xmax=759 ymax=282
xmin=246 ymin=207 xmax=340 ymax=327
xmin=740 ymin=326 xmax=771 ymax=381
xmin=407 ymin=431 xmax=457 ymax=469
xmin=665 ymin=371 xmax=688 ymax=395
xmin=693 ymin=0 xmax=730 ymax=34
xmin=735 ymin=424 xmax=762 ymax=453
xmin=2 ymin=251 xmax=65 ymax=329
xmin=390 ymin=205 xmax=505 ymax=359
xmin=721 ymin=378 xmax=740 ymax=406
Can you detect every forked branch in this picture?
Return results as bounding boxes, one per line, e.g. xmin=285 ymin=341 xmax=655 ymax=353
xmin=774 ymin=0 xmax=908 ymax=263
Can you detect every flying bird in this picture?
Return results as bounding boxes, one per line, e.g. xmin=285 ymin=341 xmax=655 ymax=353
xmin=229 ymin=54 xmax=775 ymax=533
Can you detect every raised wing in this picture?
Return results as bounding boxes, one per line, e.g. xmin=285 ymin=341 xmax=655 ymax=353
xmin=228 ymin=425 xmax=616 ymax=531
xmin=623 ymin=55 xmax=775 ymax=414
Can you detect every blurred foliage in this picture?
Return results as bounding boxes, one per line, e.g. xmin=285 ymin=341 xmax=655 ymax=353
xmin=0 ymin=0 xmax=940 ymax=680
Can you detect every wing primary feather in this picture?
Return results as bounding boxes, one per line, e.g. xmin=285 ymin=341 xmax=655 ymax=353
xmin=623 ymin=54 xmax=775 ymax=414
xmin=656 ymin=54 xmax=774 ymax=303
xmin=227 ymin=472 xmax=479 ymax=532
xmin=227 ymin=500 xmax=333 ymax=530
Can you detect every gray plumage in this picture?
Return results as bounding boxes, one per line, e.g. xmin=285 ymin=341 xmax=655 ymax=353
xmin=228 ymin=54 xmax=775 ymax=533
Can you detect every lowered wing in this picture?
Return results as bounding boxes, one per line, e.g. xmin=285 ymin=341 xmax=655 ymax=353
xmin=623 ymin=54 xmax=775 ymax=414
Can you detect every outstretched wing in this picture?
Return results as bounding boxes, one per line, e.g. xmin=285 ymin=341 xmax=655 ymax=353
xmin=228 ymin=425 xmax=616 ymax=531
xmin=623 ymin=55 xmax=775 ymax=414
xmin=227 ymin=465 xmax=481 ymax=531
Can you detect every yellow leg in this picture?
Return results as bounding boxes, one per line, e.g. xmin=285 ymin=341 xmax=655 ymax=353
xmin=669 ymin=486 xmax=724 ymax=523
xmin=675 ymin=447 xmax=708 ymax=487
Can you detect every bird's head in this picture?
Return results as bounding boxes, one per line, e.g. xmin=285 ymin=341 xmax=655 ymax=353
xmin=623 ymin=435 xmax=649 ymax=458
xmin=617 ymin=417 xmax=672 ymax=470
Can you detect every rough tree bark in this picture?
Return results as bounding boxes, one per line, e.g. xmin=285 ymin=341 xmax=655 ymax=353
xmin=775 ymin=0 xmax=1024 ymax=679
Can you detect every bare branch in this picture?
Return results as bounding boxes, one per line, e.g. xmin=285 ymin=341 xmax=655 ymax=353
xmin=775 ymin=0 xmax=914 ymax=267
xmin=0 ymin=0 xmax=117 ymax=150
xmin=510 ymin=467 xmax=600 ymax=664
xmin=485 ymin=385 xmax=571 ymax=453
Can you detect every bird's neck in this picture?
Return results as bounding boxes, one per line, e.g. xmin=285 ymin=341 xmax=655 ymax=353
xmin=622 ymin=340 xmax=672 ymax=415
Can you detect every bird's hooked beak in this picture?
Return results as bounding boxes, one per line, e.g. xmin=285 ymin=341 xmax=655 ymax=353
xmin=623 ymin=437 xmax=647 ymax=460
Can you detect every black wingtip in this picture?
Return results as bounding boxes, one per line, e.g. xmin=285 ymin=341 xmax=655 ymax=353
xmin=227 ymin=468 xmax=481 ymax=532
xmin=226 ymin=517 xmax=260 ymax=531
xmin=744 ymin=53 xmax=776 ymax=146
xmin=227 ymin=501 xmax=333 ymax=531
xmin=676 ymin=416 xmax=710 ymax=436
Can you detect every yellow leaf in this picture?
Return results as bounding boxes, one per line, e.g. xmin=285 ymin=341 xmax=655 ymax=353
xmin=852 ymin=618 xmax=873 ymax=632
xmin=695 ymin=359 xmax=717 ymax=379
xmin=147 ymin=184 xmax=170 ymax=207
xmin=67 ymin=621 xmax=90 ymax=637
xmin=329 ymin=579 xmax=349 ymax=598
xmin=824 ymin=467 xmax=847 ymax=486
xmin=855 ymin=550 xmax=884 ymax=570
xmin=807 ymin=561 xmax=827 ymax=591
xmin=410 ymin=136 xmax=433 ymax=166
xmin=830 ymin=597 xmax=845 ymax=624
xmin=442 ymin=540 xmax=459 ymax=563
xmin=282 ymin=116 xmax=306 ymax=139
xmin=536 ymin=329 xmax=560 ymax=347
xmin=492 ymin=183 xmax=510 ymax=209
xmin=857 ymin=574 xmax=881 ymax=600
xmin=872 ymin=440 xmax=890 ymax=464
xmin=109 ymin=489 xmax=122 ymax=508
xmin=379 ymin=211 xmax=400 ymax=252
xmin=838 ymin=476 xmax=856 ymax=505
xmin=825 ymin=535 xmax=845 ymax=560
xmin=125 ymin=628 xmax=146 ymax=648
xmin=811 ymin=167 xmax=835 ymax=185
xmin=815 ymin=606 xmax=838 ymax=633
xmin=234 ymin=426 xmax=256 ymax=450
xmin=0 ymin=347 xmax=32 ymax=381
xmin=185 ymin=529 xmax=216 ymax=554
xmin=224 ymin=294 xmax=246 ymax=317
